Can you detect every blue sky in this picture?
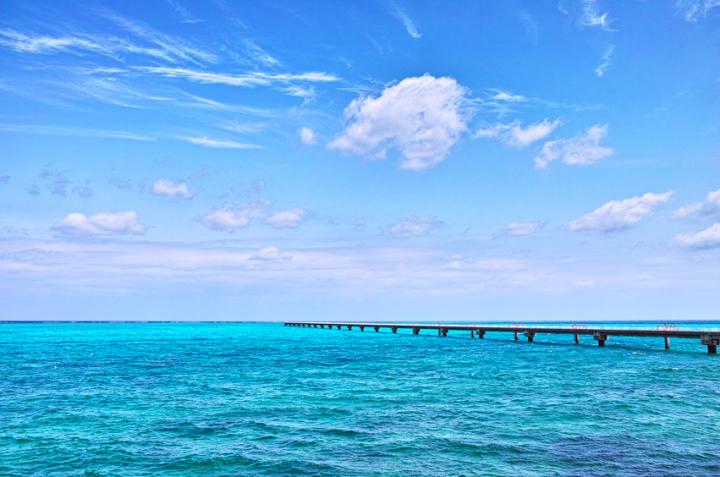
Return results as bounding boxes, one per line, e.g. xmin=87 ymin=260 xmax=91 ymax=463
xmin=1 ymin=0 xmax=719 ymax=321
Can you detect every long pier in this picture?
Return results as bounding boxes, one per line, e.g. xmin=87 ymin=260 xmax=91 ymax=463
xmin=285 ymin=322 xmax=720 ymax=354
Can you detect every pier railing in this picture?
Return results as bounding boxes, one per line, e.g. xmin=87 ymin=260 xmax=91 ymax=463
xmin=284 ymin=322 xmax=720 ymax=354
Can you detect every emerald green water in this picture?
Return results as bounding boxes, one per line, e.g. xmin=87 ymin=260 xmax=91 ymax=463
xmin=1 ymin=322 xmax=719 ymax=475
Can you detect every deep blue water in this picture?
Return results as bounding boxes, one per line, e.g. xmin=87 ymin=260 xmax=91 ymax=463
xmin=1 ymin=322 xmax=719 ymax=476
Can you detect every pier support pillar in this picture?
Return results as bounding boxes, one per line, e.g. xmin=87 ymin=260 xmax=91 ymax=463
xmin=413 ymin=327 xmax=420 ymax=335
xmin=574 ymin=334 xmax=580 ymax=345
xmin=374 ymin=326 xmax=380 ymax=332
xmin=524 ymin=331 xmax=535 ymax=343
xmin=392 ymin=327 xmax=398 ymax=334
xmin=471 ymin=330 xmax=475 ymax=338
xmin=514 ymin=331 xmax=519 ymax=341
xmin=664 ymin=336 xmax=670 ymax=350
xmin=593 ymin=333 xmax=608 ymax=347
xmin=359 ymin=326 xmax=365 ymax=332
xmin=336 ymin=325 xmax=342 ymax=330
xmin=477 ymin=331 xmax=485 ymax=339
xmin=347 ymin=325 xmax=352 ymax=331
xmin=438 ymin=328 xmax=448 ymax=337
xmin=701 ymin=335 xmax=720 ymax=354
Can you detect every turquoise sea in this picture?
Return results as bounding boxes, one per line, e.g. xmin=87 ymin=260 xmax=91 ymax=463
xmin=1 ymin=322 xmax=719 ymax=476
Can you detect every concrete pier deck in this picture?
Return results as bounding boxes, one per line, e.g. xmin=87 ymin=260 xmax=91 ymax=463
xmin=285 ymin=322 xmax=720 ymax=354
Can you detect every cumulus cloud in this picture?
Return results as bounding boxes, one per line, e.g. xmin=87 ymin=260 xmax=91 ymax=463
xmin=265 ymin=208 xmax=307 ymax=229
xmin=200 ymin=202 xmax=268 ymax=231
xmin=676 ymin=223 xmax=720 ymax=249
xmin=152 ymin=179 xmax=193 ymax=199
xmin=299 ymin=127 xmax=317 ymax=145
xmin=534 ymin=124 xmax=613 ymax=170
xmin=475 ymin=119 xmax=561 ymax=148
xmin=569 ymin=191 xmax=674 ymax=232
xmin=328 ymin=74 xmax=469 ymax=171
xmin=505 ymin=222 xmax=543 ymax=236
xmin=390 ymin=217 xmax=440 ymax=236
xmin=673 ymin=188 xmax=720 ymax=218
xmin=53 ymin=211 xmax=145 ymax=236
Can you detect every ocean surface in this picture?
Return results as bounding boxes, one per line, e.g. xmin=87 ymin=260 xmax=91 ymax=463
xmin=1 ymin=322 xmax=719 ymax=476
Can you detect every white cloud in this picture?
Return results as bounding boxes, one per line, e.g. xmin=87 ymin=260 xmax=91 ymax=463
xmin=265 ymin=208 xmax=308 ymax=229
xmin=505 ymin=222 xmax=543 ymax=236
xmin=249 ymin=246 xmax=292 ymax=261
xmin=676 ymin=223 xmax=720 ymax=249
xmin=582 ymin=0 xmax=614 ymax=30
xmin=200 ymin=203 xmax=268 ymax=231
xmin=5 ymin=237 xmax=720 ymax=298
xmin=299 ymin=127 xmax=317 ymax=145
xmin=165 ymin=0 xmax=202 ymax=24
xmin=328 ymin=75 xmax=469 ymax=171
xmin=595 ymin=45 xmax=615 ymax=77
xmin=152 ymin=179 xmax=193 ymax=199
xmin=0 ymin=123 xmax=153 ymax=141
xmin=390 ymin=217 xmax=440 ymax=237
xmin=475 ymin=118 xmax=561 ymax=148
xmin=285 ymin=85 xmax=315 ymax=102
xmin=106 ymin=14 xmax=216 ymax=64
xmin=178 ymin=136 xmax=262 ymax=149
xmin=569 ymin=191 xmax=674 ymax=232
xmin=0 ymin=20 xmax=214 ymax=64
xmin=52 ymin=211 xmax=145 ymax=236
xmin=392 ymin=5 xmax=422 ymax=39
xmin=534 ymin=124 xmax=613 ymax=170
xmin=243 ymin=39 xmax=280 ymax=67
xmin=138 ymin=66 xmax=338 ymax=87
xmin=674 ymin=188 xmax=720 ymax=218
xmin=677 ymin=0 xmax=720 ymax=21
xmin=491 ymin=90 xmax=526 ymax=102
xmin=222 ymin=120 xmax=267 ymax=134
